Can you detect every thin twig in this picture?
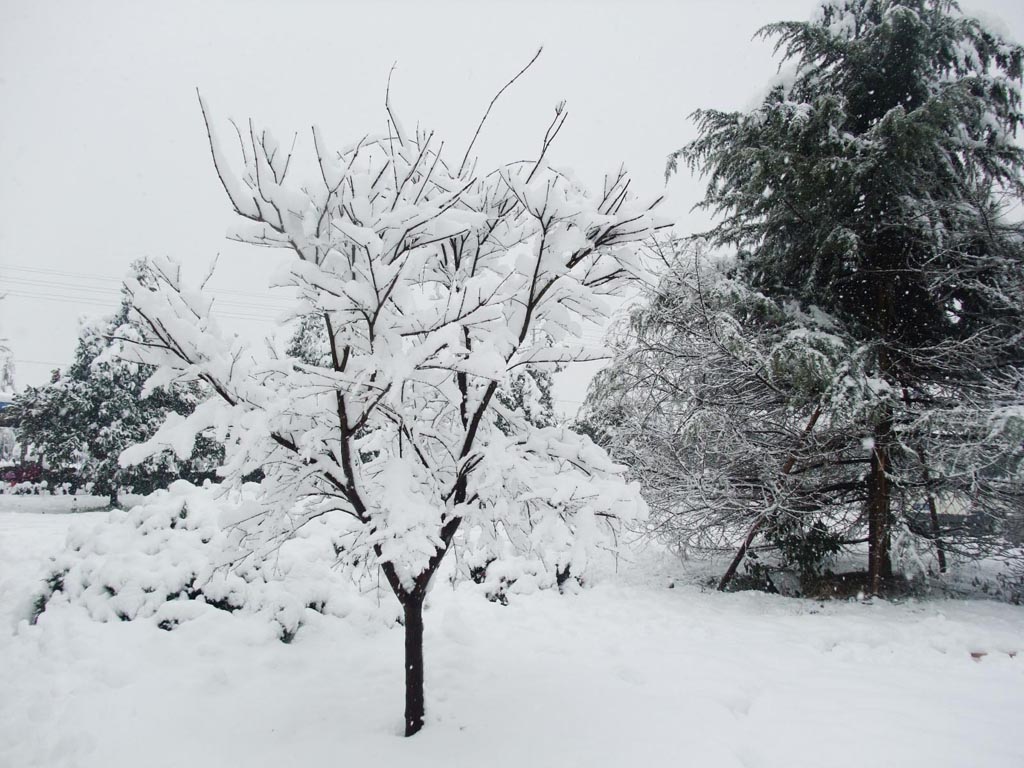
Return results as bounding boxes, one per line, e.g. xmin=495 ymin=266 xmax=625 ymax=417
xmin=458 ymin=46 xmax=544 ymax=176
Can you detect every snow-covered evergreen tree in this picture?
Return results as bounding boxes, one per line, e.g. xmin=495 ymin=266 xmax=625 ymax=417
xmin=674 ymin=0 xmax=1024 ymax=592
xmin=12 ymin=268 xmax=222 ymax=502
xmin=118 ymin=91 xmax=664 ymax=734
xmin=285 ymin=312 xmax=330 ymax=367
xmin=496 ymin=366 xmax=556 ymax=431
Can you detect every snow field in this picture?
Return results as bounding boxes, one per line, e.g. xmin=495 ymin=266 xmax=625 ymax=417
xmin=1 ymin=510 xmax=1022 ymax=768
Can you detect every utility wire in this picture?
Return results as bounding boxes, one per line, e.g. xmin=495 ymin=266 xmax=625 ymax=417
xmin=2 ymin=274 xmax=292 ymax=311
xmin=1 ymin=264 xmax=296 ymax=305
xmin=3 ymin=289 xmax=278 ymax=324
xmin=2 ymin=265 xmax=614 ymax=341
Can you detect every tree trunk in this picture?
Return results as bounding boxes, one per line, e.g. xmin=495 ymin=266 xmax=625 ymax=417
xmin=718 ymin=515 xmax=767 ymax=592
xmin=866 ymin=417 xmax=893 ymax=595
xmin=378 ymin=518 xmax=461 ymax=738
xmin=403 ymin=594 xmax=426 ymax=737
xmin=925 ymin=490 xmax=947 ymax=574
xmin=868 ymin=271 xmax=896 ymax=595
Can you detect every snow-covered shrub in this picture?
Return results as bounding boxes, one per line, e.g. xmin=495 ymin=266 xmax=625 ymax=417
xmin=32 ymin=481 xmax=393 ymax=639
xmin=1 ymin=481 xmax=49 ymax=496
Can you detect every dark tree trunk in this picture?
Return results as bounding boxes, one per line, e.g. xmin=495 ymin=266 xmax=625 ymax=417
xmin=925 ymin=491 xmax=947 ymax=574
xmin=403 ymin=594 xmax=426 ymax=737
xmin=718 ymin=515 xmax=767 ymax=592
xmin=867 ymin=272 xmax=897 ymax=596
xmin=378 ymin=517 xmax=462 ymax=738
xmin=866 ymin=417 xmax=893 ymax=595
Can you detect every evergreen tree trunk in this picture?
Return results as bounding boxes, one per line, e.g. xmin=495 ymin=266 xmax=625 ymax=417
xmin=867 ymin=415 xmax=893 ymax=594
xmin=403 ymin=593 xmax=426 ymax=737
xmin=925 ymin=491 xmax=948 ymax=574
xmin=865 ymin=274 xmax=896 ymax=595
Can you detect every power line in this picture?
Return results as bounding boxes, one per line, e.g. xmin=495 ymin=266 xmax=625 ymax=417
xmin=1 ymin=263 xmax=296 ymax=305
xmin=3 ymin=264 xmax=615 ymax=346
xmin=2 ymin=265 xmax=615 ymax=338
xmin=2 ymin=275 xmax=293 ymax=312
xmin=14 ymin=358 xmax=63 ymax=367
xmin=2 ymin=289 xmax=277 ymax=324
xmin=3 ymin=288 xmax=610 ymax=339
xmin=4 ymin=289 xmax=111 ymax=309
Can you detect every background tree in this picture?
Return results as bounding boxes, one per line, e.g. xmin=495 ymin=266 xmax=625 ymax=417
xmin=0 ymin=301 xmax=16 ymax=462
xmin=285 ymin=312 xmax=330 ymax=366
xmin=0 ymin=328 xmax=13 ymax=395
xmin=674 ymin=0 xmax=1024 ymax=592
xmin=12 ymin=272 xmax=222 ymax=503
xmin=496 ymin=367 xmax=556 ymax=432
xmin=584 ymin=240 xmax=871 ymax=589
xmin=119 ymin=87 xmax=664 ymax=735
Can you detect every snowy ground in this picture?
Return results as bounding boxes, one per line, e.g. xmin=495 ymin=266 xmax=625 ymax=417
xmin=2 ymin=510 xmax=1022 ymax=768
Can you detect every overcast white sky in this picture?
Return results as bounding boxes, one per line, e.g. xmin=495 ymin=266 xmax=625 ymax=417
xmin=2 ymin=0 xmax=1022 ymax=412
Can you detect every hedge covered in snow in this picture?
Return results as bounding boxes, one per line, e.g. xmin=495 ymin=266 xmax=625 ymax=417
xmin=32 ymin=482 xmax=394 ymax=639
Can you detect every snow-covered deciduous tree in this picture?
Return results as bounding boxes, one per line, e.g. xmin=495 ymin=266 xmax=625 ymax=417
xmin=118 ymin=87 xmax=664 ymax=734
xmin=674 ymin=0 xmax=1024 ymax=593
xmin=583 ymin=240 xmax=873 ymax=589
